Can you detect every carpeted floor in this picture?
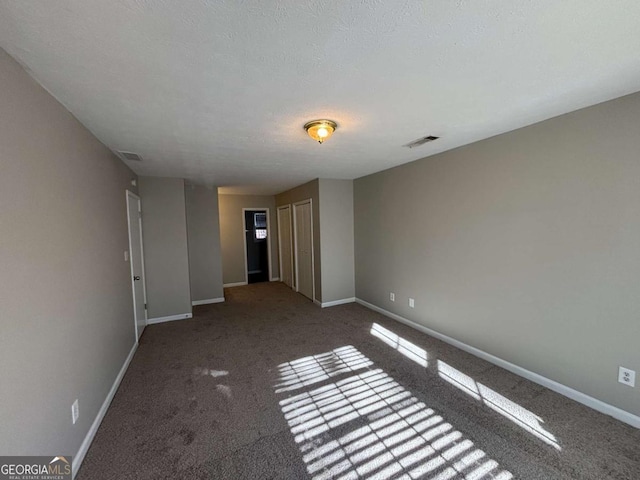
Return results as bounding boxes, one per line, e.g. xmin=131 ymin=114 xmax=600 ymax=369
xmin=78 ymin=282 xmax=640 ymax=479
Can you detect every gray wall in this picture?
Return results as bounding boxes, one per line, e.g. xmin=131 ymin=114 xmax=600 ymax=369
xmin=185 ymin=185 xmax=224 ymax=302
xmin=276 ymin=180 xmax=322 ymax=301
xmin=0 ymin=49 xmax=138 ymax=457
xmin=139 ymin=177 xmax=192 ymax=318
xmin=218 ymin=194 xmax=279 ymax=285
xmin=319 ymin=179 xmax=355 ymax=303
xmin=354 ymin=92 xmax=640 ymax=417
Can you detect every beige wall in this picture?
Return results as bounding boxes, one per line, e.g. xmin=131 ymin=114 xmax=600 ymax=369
xmin=218 ymin=194 xmax=279 ymax=285
xmin=185 ymin=185 xmax=224 ymax=302
xmin=276 ymin=180 xmax=322 ymax=301
xmin=139 ymin=177 xmax=192 ymax=318
xmin=354 ymin=92 xmax=640 ymax=417
xmin=319 ymin=179 xmax=355 ymax=303
xmin=0 ymin=49 xmax=138 ymax=458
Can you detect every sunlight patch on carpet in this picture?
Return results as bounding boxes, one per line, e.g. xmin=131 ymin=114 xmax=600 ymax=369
xmin=437 ymin=360 xmax=560 ymax=450
xmin=276 ymin=347 xmax=513 ymax=479
xmin=370 ymin=323 xmax=428 ymax=368
xmin=368 ymin=322 xmax=560 ymax=451
xmin=275 ymin=345 xmax=373 ymax=393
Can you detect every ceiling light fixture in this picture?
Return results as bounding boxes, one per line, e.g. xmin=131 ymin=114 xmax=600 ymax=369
xmin=304 ymin=119 xmax=337 ymax=144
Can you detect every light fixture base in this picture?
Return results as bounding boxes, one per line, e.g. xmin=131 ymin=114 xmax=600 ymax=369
xmin=304 ymin=119 xmax=337 ymax=144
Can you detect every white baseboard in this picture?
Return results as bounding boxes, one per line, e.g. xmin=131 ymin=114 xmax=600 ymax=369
xmin=146 ymin=312 xmax=192 ymax=325
xmin=319 ymin=297 xmax=356 ymax=308
xmin=223 ymin=281 xmax=247 ymax=288
xmin=355 ymin=298 xmax=640 ymax=429
xmin=72 ymin=342 xmax=138 ymax=478
xmin=270 ymin=277 xmax=280 ymax=282
xmin=192 ymin=297 xmax=225 ymax=306
xmin=314 ymin=299 xmax=322 ymax=307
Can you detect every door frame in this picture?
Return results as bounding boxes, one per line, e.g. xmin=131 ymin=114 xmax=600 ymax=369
xmin=125 ymin=190 xmax=148 ymax=343
xmin=242 ymin=207 xmax=273 ymax=285
xmin=277 ymin=204 xmax=294 ymax=288
xmin=292 ymin=199 xmax=315 ymax=302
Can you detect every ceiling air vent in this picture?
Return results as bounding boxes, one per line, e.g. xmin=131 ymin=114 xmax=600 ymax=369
xmin=403 ymin=136 xmax=440 ymax=148
xmin=117 ymin=151 xmax=143 ymax=162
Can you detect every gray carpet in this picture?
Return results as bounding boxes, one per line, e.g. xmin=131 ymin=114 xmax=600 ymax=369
xmin=78 ymin=282 xmax=640 ymax=479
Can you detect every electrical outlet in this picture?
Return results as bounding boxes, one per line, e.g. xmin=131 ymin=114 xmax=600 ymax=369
xmin=618 ymin=367 xmax=636 ymax=387
xmin=409 ymin=298 xmax=415 ymax=308
xmin=124 ymin=251 xmax=129 ymax=262
xmin=71 ymin=399 xmax=79 ymax=424
xmin=390 ymin=292 xmax=395 ymax=302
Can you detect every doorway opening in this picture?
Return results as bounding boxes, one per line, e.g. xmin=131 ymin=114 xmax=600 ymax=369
xmin=243 ymin=209 xmax=271 ymax=284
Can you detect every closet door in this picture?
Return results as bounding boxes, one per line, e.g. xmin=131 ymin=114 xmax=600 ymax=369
xmin=277 ymin=205 xmax=293 ymax=288
xmin=294 ymin=200 xmax=313 ymax=300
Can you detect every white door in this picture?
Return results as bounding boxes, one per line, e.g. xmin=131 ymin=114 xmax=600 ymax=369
xmin=294 ymin=200 xmax=314 ymax=300
xmin=126 ymin=191 xmax=147 ymax=341
xmin=277 ymin=205 xmax=293 ymax=288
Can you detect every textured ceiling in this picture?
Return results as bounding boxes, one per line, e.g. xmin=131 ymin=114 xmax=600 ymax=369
xmin=1 ymin=1 xmax=640 ymax=195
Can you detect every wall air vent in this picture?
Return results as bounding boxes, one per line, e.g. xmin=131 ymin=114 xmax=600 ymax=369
xmin=403 ymin=136 xmax=440 ymax=148
xmin=117 ymin=151 xmax=143 ymax=162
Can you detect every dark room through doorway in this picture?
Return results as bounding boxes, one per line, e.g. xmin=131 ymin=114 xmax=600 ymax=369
xmin=244 ymin=209 xmax=269 ymax=284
